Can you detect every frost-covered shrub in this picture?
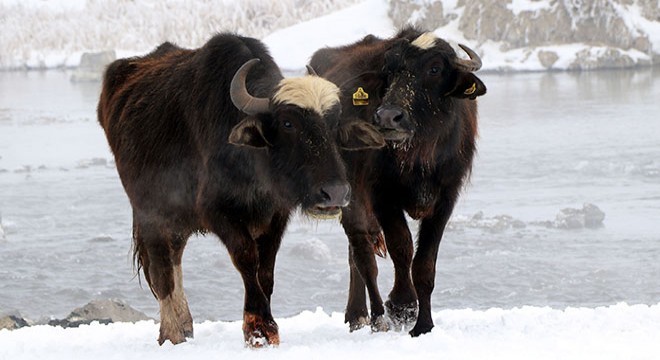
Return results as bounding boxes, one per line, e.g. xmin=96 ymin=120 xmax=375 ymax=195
xmin=0 ymin=0 xmax=360 ymax=69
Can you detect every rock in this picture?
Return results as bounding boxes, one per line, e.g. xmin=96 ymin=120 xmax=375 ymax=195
xmin=389 ymin=0 xmax=449 ymax=29
xmin=0 ymin=315 xmax=29 ymax=330
xmin=538 ymin=50 xmax=559 ymax=69
xmin=555 ymin=203 xmax=605 ymax=229
xmin=70 ymin=50 xmax=116 ymax=82
xmin=47 ymin=318 xmax=112 ymax=328
xmin=66 ymin=299 xmax=152 ymax=323
xmin=387 ymin=0 xmax=659 ymax=70
xmin=47 ymin=299 xmax=152 ymax=328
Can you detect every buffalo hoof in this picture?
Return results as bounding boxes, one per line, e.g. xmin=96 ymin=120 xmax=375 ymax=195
xmin=370 ymin=314 xmax=390 ymax=332
xmin=409 ymin=322 xmax=433 ymax=337
xmin=348 ymin=316 xmax=370 ymax=332
xmin=157 ymin=317 xmax=193 ymax=345
xmin=385 ymin=300 xmax=418 ymax=331
xmin=243 ymin=313 xmax=279 ymax=348
xmin=158 ymin=325 xmax=189 ymax=345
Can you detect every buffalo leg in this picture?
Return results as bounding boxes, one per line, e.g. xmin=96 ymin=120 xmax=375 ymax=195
xmin=213 ymin=221 xmax=278 ymax=347
xmin=341 ymin=196 xmax=388 ymax=332
xmin=345 ymin=232 xmax=387 ymax=331
xmin=374 ymin=206 xmax=417 ymax=330
xmin=255 ymin=212 xmax=288 ymax=302
xmin=134 ymin=220 xmax=193 ymax=345
xmin=345 ymin=244 xmax=369 ymax=331
xmin=409 ymin=196 xmax=457 ymax=337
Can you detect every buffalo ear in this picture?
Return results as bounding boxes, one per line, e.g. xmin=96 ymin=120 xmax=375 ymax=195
xmin=339 ymin=120 xmax=386 ymax=150
xmin=446 ymin=72 xmax=487 ymax=100
xmin=228 ymin=117 xmax=271 ymax=148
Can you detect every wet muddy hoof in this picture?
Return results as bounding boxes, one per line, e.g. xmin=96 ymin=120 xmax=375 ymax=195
xmin=370 ymin=314 xmax=390 ymax=332
xmin=158 ymin=327 xmax=188 ymax=345
xmin=348 ymin=316 xmax=370 ymax=332
xmin=243 ymin=313 xmax=279 ymax=348
xmin=385 ymin=300 xmax=418 ymax=331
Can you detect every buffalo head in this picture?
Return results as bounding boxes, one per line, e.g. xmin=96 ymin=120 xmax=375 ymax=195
xmin=229 ymin=59 xmax=384 ymax=218
xmin=374 ymin=33 xmax=487 ymax=142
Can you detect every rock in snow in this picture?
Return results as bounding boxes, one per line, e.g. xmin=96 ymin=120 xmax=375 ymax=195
xmin=0 ymin=315 xmax=29 ymax=331
xmin=555 ymin=203 xmax=606 ymax=229
xmin=47 ymin=299 xmax=152 ymax=328
xmin=389 ymin=0 xmax=660 ymax=70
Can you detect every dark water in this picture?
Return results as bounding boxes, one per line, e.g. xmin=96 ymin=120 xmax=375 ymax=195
xmin=0 ymin=68 xmax=658 ymax=322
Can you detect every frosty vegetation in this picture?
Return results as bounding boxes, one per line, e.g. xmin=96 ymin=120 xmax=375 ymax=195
xmin=0 ymin=0 xmax=360 ymax=69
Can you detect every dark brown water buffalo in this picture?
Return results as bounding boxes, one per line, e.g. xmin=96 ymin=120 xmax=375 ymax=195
xmin=97 ymin=33 xmax=383 ymax=347
xmin=309 ymin=27 xmax=486 ymax=336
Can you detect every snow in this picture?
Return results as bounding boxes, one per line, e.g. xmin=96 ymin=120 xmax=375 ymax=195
xmin=2 ymin=0 xmax=658 ymax=72
xmin=2 ymin=304 xmax=660 ymax=359
xmin=263 ymin=0 xmax=395 ymax=71
xmin=2 ymin=0 xmax=660 ymax=358
xmin=507 ymin=0 xmax=553 ymax=16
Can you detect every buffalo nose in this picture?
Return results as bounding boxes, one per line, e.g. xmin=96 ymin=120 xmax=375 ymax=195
xmin=374 ymin=105 xmax=408 ymax=128
xmin=319 ymin=181 xmax=351 ymax=207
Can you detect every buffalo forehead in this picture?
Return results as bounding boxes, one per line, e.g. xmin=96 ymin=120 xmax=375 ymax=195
xmin=273 ymin=76 xmax=340 ymax=116
xmin=411 ymin=32 xmax=437 ymax=50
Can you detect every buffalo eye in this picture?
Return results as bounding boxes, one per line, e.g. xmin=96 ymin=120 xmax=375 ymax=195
xmin=429 ymin=66 xmax=440 ymax=76
xmin=283 ymin=121 xmax=292 ymax=128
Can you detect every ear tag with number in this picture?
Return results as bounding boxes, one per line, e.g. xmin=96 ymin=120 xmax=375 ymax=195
xmin=352 ymin=87 xmax=369 ymax=106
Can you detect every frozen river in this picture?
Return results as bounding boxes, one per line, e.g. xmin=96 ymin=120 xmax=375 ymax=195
xmin=0 ymin=68 xmax=658 ymax=322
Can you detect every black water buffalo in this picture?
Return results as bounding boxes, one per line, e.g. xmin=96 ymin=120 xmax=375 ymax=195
xmin=309 ymin=27 xmax=486 ymax=336
xmin=97 ymin=33 xmax=384 ymax=347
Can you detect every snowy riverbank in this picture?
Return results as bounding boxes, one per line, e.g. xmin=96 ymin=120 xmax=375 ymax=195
xmin=2 ymin=304 xmax=660 ymax=360
xmin=2 ymin=0 xmax=659 ymax=72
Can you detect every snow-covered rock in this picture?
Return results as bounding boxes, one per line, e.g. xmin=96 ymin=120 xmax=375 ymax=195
xmin=389 ymin=0 xmax=660 ymax=70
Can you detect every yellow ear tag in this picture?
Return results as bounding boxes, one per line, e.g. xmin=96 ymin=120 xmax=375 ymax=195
xmin=464 ymin=82 xmax=477 ymax=95
xmin=352 ymin=87 xmax=369 ymax=106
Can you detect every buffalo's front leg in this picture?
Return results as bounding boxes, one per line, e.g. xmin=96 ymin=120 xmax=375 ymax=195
xmin=217 ymin=223 xmax=279 ymax=347
xmin=342 ymin=195 xmax=388 ymax=332
xmin=255 ymin=212 xmax=288 ymax=303
xmin=409 ymin=198 xmax=455 ymax=337
xmin=345 ymin=244 xmax=369 ymax=331
xmin=345 ymin=232 xmax=388 ymax=332
xmin=375 ymin=206 xmax=418 ymax=331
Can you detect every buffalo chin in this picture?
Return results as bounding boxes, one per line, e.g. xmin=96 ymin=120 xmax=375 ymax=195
xmin=379 ymin=128 xmax=413 ymax=142
xmin=306 ymin=206 xmax=342 ymax=220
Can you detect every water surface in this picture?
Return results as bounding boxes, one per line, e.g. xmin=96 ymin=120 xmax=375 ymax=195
xmin=1 ymin=69 xmax=658 ymax=322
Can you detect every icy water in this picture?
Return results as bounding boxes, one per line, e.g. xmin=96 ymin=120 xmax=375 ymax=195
xmin=1 ymin=69 xmax=659 ymax=322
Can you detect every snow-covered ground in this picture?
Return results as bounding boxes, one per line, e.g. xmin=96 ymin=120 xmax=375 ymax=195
xmin=2 ymin=304 xmax=660 ymax=360
xmin=2 ymin=1 xmax=660 ymax=358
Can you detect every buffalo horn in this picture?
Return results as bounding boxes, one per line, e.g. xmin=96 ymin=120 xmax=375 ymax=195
xmin=306 ymin=65 xmax=319 ymax=76
xmin=456 ymin=44 xmax=482 ymax=72
xmin=230 ymin=58 xmax=271 ymax=115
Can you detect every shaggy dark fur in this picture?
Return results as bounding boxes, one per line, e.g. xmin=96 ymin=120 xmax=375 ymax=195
xmin=98 ymin=33 xmax=382 ymax=347
xmin=309 ymin=26 xmax=487 ymax=336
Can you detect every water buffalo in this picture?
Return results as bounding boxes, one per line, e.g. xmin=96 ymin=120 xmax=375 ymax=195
xmin=309 ymin=27 xmax=486 ymax=336
xmin=97 ymin=33 xmax=383 ymax=347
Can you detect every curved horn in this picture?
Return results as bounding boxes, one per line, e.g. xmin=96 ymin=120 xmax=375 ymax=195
xmin=306 ymin=65 xmax=319 ymax=76
xmin=230 ymin=58 xmax=271 ymax=115
xmin=456 ymin=44 xmax=482 ymax=72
